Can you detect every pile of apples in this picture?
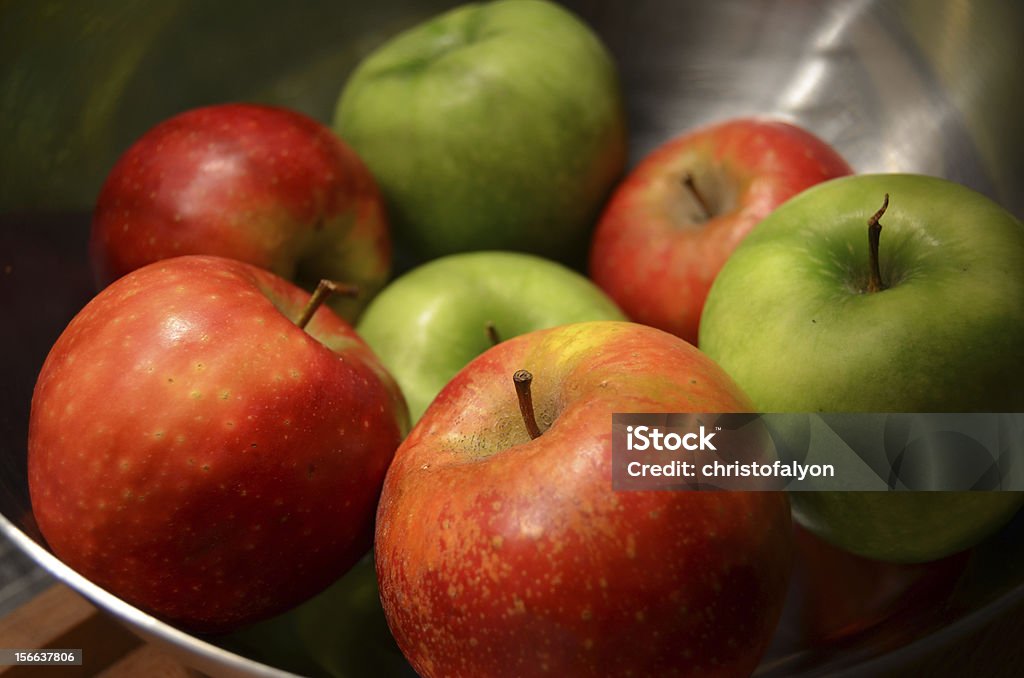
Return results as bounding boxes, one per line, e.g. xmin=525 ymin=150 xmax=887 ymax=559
xmin=25 ymin=0 xmax=1024 ymax=676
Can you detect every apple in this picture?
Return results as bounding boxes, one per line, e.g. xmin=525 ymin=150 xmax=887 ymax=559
xmin=89 ymin=103 xmax=391 ymax=321
xmin=699 ymin=173 xmax=1024 ymax=562
xmin=790 ymin=525 xmax=968 ymax=646
xmin=356 ymin=251 xmax=625 ymax=422
xmin=333 ymin=0 xmax=627 ymax=264
xmin=375 ymin=321 xmax=793 ymax=678
xmin=226 ymin=554 xmax=410 ymax=677
xmin=589 ymin=117 xmax=852 ymax=345
xmin=28 ymin=255 xmax=409 ymax=633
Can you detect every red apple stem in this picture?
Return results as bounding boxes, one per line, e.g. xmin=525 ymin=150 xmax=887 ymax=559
xmin=682 ymin=173 xmax=713 ymax=221
xmin=295 ymin=280 xmax=359 ymax=330
xmin=866 ymin=194 xmax=889 ymax=293
xmin=485 ymin=321 xmax=501 ymax=347
xmin=513 ymin=369 xmax=542 ymax=440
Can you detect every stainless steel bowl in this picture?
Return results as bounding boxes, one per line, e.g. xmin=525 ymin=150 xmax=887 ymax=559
xmin=2 ymin=1 xmax=1023 ymax=675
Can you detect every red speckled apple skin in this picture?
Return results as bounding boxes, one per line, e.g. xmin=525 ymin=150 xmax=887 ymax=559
xmin=90 ymin=103 xmax=391 ymax=319
xmin=590 ymin=118 xmax=852 ymax=345
xmin=28 ymin=255 xmax=407 ymax=633
xmin=377 ymin=320 xmax=792 ymax=678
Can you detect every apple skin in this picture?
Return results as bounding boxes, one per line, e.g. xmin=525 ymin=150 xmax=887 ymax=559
xmin=590 ymin=117 xmax=852 ymax=345
xmin=699 ymin=173 xmax=1024 ymax=562
xmin=89 ymin=103 xmax=391 ymax=321
xmin=356 ymin=251 xmax=625 ymax=423
xmin=333 ymin=0 xmax=627 ymax=263
xmin=790 ymin=525 xmax=968 ymax=645
xmin=226 ymin=554 xmax=409 ymax=677
xmin=376 ymin=321 xmax=793 ymax=678
xmin=28 ymin=255 xmax=409 ymax=633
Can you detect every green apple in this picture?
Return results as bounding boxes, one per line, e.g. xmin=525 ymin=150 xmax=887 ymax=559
xmin=333 ymin=0 xmax=626 ymax=263
xmin=225 ymin=554 xmax=410 ymax=677
xmin=356 ymin=251 xmax=624 ymax=422
xmin=699 ymin=173 xmax=1024 ymax=563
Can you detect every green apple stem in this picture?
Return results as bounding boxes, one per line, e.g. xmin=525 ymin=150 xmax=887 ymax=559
xmin=866 ymin=194 xmax=890 ymax=293
xmin=513 ymin=369 xmax=542 ymax=440
xmin=295 ymin=280 xmax=359 ymax=330
xmin=485 ymin=321 xmax=501 ymax=347
xmin=682 ymin=173 xmax=712 ymax=222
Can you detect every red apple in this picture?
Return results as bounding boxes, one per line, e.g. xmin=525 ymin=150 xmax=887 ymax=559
xmin=89 ymin=103 xmax=391 ymax=321
xmin=791 ymin=525 xmax=968 ymax=645
xmin=28 ymin=255 xmax=408 ymax=633
xmin=376 ymin=321 xmax=793 ymax=678
xmin=589 ymin=118 xmax=852 ymax=344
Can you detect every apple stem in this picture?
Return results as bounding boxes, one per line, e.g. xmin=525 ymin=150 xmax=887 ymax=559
xmin=513 ymin=369 xmax=542 ymax=440
xmin=866 ymin=194 xmax=889 ymax=293
xmin=682 ymin=173 xmax=712 ymax=221
xmin=485 ymin=321 xmax=501 ymax=347
xmin=295 ymin=280 xmax=359 ymax=330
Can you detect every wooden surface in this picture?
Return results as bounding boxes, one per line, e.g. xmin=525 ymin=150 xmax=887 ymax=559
xmin=2 ymin=582 xmax=1024 ymax=677
xmin=0 ymin=584 xmax=199 ymax=677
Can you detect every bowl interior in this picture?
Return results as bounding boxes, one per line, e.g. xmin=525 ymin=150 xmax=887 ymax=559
xmin=2 ymin=1 xmax=1023 ymax=675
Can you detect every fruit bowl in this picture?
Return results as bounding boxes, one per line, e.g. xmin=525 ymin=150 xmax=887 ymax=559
xmin=2 ymin=0 xmax=1023 ymax=675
